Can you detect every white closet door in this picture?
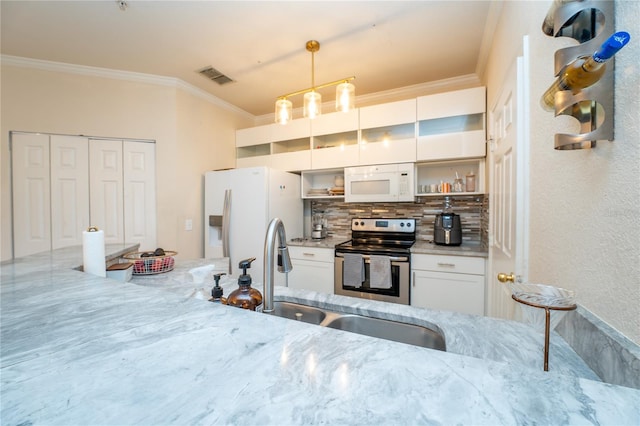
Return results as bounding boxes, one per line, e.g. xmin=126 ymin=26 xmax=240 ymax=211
xmin=89 ymin=139 xmax=124 ymax=244
xmin=11 ymin=133 xmax=51 ymax=257
xmin=50 ymin=135 xmax=90 ymax=250
xmin=123 ymin=141 xmax=156 ymax=250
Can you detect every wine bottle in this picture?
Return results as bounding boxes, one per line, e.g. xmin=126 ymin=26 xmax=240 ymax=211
xmin=541 ymin=31 xmax=631 ymax=111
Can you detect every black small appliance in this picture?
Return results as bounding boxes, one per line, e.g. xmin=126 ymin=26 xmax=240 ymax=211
xmin=434 ymin=212 xmax=462 ymax=246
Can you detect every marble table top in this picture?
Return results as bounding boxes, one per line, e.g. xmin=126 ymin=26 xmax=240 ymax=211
xmin=1 ymin=246 xmax=638 ymax=425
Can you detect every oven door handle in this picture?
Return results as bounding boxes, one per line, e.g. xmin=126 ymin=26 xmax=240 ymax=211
xmin=335 ymin=253 xmax=409 ymax=262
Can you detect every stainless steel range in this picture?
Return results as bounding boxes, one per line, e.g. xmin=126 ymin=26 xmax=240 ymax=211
xmin=334 ymin=218 xmax=415 ymax=305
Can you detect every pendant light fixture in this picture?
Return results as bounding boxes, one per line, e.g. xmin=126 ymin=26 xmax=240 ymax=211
xmin=275 ymin=40 xmax=355 ymax=125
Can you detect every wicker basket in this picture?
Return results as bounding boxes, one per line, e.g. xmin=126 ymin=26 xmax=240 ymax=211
xmin=123 ymin=250 xmax=177 ymax=275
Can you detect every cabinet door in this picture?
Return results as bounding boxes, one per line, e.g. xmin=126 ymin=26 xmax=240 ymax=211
xmin=288 ymin=246 xmax=334 ymax=293
xmin=417 ymin=87 xmax=485 ymax=120
xmin=50 ymin=135 xmax=90 ymax=250
xmin=312 ymin=144 xmax=359 ymax=169
xmin=123 ymin=141 xmax=156 ymax=251
xmin=311 ymin=110 xmax=359 ymax=169
xmin=416 ymin=130 xmax=486 ymax=161
xmin=359 ymin=137 xmax=416 ymax=165
xmin=359 ymin=100 xmax=417 ymax=165
xmin=271 ymin=151 xmax=311 ymax=172
xmin=89 ymin=139 xmax=124 ymax=244
xmin=11 ymin=133 xmax=51 ymax=257
xmin=236 ymin=124 xmax=275 ymax=147
xmin=311 ymin=109 xmax=358 ymax=136
xmin=287 ymin=258 xmax=334 ymax=294
xmin=236 ymin=155 xmax=272 ymax=169
xmin=416 ymin=87 xmax=486 ymax=161
xmin=359 ymin=99 xmax=417 ymax=128
xmin=412 ymin=270 xmax=485 ymax=316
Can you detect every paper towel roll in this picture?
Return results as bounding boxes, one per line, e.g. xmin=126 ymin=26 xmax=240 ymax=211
xmin=83 ymin=227 xmax=106 ymax=277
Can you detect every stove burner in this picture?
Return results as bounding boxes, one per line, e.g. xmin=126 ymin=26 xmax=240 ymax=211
xmin=334 ymin=218 xmax=416 ymax=256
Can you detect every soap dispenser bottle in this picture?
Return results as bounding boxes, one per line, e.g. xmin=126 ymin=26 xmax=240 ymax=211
xmin=226 ymin=257 xmax=263 ymax=311
xmin=210 ymin=272 xmax=227 ymax=304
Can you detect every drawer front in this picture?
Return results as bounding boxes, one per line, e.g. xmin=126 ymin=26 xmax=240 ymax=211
xmin=412 ymin=254 xmax=485 ymax=275
xmin=288 ymin=246 xmax=334 ymax=263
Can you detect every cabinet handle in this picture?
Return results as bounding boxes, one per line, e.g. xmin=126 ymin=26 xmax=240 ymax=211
xmin=437 ymin=262 xmax=456 ymax=267
xmin=302 ymin=252 xmax=315 ymax=257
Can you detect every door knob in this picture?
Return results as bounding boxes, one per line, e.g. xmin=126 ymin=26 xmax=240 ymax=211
xmin=497 ymin=272 xmax=515 ymax=283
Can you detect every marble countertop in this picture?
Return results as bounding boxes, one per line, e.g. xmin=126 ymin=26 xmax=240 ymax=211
xmin=288 ymin=237 xmax=488 ymax=257
xmin=411 ymin=240 xmax=488 ymax=257
xmin=2 ymin=247 xmax=638 ymax=425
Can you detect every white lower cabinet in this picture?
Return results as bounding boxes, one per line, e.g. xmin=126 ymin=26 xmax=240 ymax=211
xmin=411 ymin=254 xmax=485 ymax=316
xmin=286 ymin=246 xmax=334 ymax=294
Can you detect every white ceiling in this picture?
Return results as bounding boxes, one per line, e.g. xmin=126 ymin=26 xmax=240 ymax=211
xmin=1 ymin=1 xmax=500 ymax=117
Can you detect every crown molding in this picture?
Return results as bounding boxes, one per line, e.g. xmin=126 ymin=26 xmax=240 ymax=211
xmin=356 ymin=74 xmax=482 ymax=107
xmin=0 ymin=55 xmax=253 ymax=119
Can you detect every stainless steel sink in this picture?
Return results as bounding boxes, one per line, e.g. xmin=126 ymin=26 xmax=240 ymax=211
xmin=267 ymin=301 xmax=445 ymax=351
xmin=325 ymin=314 xmax=446 ymax=351
xmin=267 ymin=301 xmax=327 ymax=325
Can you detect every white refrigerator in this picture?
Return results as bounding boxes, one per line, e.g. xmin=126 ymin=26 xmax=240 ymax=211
xmin=204 ymin=167 xmax=303 ymax=283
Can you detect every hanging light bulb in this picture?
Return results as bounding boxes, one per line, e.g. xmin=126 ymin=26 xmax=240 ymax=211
xmin=275 ymin=98 xmax=293 ymax=125
xmin=335 ymin=81 xmax=355 ymax=112
xmin=304 ymin=91 xmax=322 ymax=119
xmin=275 ymin=39 xmax=355 ymax=124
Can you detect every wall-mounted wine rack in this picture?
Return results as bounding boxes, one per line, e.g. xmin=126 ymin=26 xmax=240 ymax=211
xmin=543 ymin=0 xmax=615 ymax=150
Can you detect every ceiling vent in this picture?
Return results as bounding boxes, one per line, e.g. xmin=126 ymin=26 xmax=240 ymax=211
xmin=197 ymin=66 xmax=234 ymax=85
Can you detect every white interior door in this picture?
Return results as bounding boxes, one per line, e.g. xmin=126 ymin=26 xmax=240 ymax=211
xmin=50 ymin=135 xmax=90 ymax=249
xmin=89 ymin=139 xmax=124 ymax=244
xmin=11 ymin=133 xmax=51 ymax=257
xmin=488 ymin=38 xmax=530 ymax=321
xmin=123 ymin=141 xmax=156 ymax=250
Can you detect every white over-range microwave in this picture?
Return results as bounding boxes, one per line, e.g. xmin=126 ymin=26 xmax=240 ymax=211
xmin=344 ymin=163 xmax=414 ymax=203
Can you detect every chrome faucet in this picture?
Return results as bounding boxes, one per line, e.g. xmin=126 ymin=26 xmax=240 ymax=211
xmin=263 ymin=218 xmax=293 ymax=313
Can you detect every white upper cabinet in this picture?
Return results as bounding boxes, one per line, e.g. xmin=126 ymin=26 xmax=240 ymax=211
xmin=417 ymin=87 xmax=485 ymax=120
xmin=311 ymin=109 xmax=359 ymax=169
xmin=236 ymin=124 xmax=272 ymax=147
xmin=235 ymin=87 xmax=488 ymax=171
xmin=359 ymin=99 xmax=417 ymax=165
xmin=236 ymin=119 xmax=311 ymax=171
xmin=359 ymin=98 xmax=416 ymax=129
xmin=312 ymin=109 xmax=358 ymax=136
xmin=416 ymin=87 xmax=486 ymax=161
xmin=271 ymin=118 xmax=312 ymax=171
xmin=236 ymin=123 xmax=274 ymax=169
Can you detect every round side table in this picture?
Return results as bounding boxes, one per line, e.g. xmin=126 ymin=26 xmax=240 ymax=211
xmin=511 ymin=293 xmax=577 ymax=371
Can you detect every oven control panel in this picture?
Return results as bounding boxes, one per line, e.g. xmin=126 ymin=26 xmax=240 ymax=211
xmin=351 ymin=218 xmax=415 ymax=233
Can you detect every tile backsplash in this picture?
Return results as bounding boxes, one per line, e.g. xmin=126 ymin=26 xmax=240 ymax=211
xmin=311 ymin=194 xmax=488 ymax=246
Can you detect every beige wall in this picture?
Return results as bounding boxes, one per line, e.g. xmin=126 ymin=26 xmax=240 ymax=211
xmin=485 ymin=0 xmax=639 ymax=344
xmin=0 ymin=63 xmax=252 ymax=261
